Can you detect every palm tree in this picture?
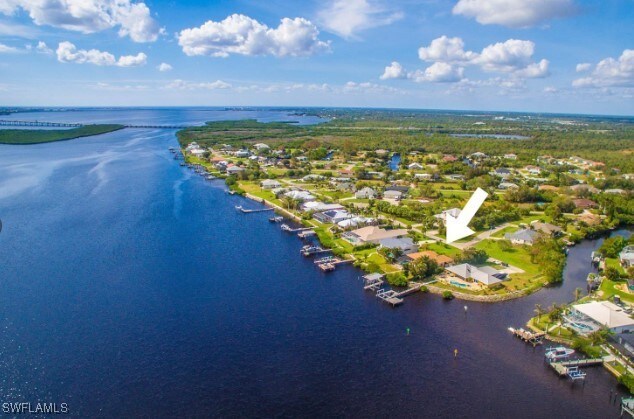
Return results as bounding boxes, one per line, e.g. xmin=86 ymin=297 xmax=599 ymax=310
xmin=534 ymin=303 xmax=545 ymax=323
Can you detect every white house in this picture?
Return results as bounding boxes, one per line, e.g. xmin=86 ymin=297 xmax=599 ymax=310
xmin=435 ymin=208 xmax=462 ymax=225
xmin=445 ymin=264 xmax=507 ymax=287
xmin=284 ymin=190 xmax=316 ymax=202
xmin=571 ymin=301 xmax=634 ymax=333
xmin=383 ymin=190 xmax=403 ymax=200
xmin=355 ymin=187 xmax=376 ymax=199
xmin=313 ymin=210 xmax=351 ymax=224
xmin=620 ymin=246 xmax=634 ymax=268
xmin=343 ymin=226 xmax=408 ymax=245
xmin=253 ymin=143 xmax=270 ymax=151
xmin=378 ymin=237 xmax=419 ymax=254
xmin=408 ymin=162 xmax=424 ymax=170
xmin=261 ymin=179 xmax=282 ymax=189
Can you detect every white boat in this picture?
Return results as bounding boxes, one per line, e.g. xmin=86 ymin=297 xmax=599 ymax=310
xmin=545 ymin=346 xmax=575 ymax=360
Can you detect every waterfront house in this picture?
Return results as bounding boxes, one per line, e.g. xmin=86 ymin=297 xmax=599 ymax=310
xmin=408 ymin=163 xmax=424 ymax=170
xmin=313 ymin=210 xmax=351 ymax=224
xmin=620 ymin=246 xmax=634 ymax=268
xmin=406 ymin=250 xmax=454 ymax=267
xmin=226 ymin=165 xmax=245 ymax=175
xmin=302 ymin=201 xmax=344 ymax=212
xmin=530 ymin=221 xmax=563 ymax=236
xmin=355 ymin=187 xmax=376 ymax=199
xmin=571 ymin=301 xmax=634 ymax=333
xmin=378 ymin=237 xmax=418 ymax=255
xmin=343 ymin=226 xmax=408 ymax=245
xmin=337 ymin=217 xmax=374 ymax=229
xmin=445 ymin=263 xmax=507 ymax=286
xmin=284 ymin=190 xmax=316 ymax=202
xmin=261 ymin=179 xmax=282 ymax=189
xmin=505 ymin=229 xmax=539 ymax=245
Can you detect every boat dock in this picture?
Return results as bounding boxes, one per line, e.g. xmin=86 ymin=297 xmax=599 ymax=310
xmin=363 ymin=273 xmax=384 ymax=290
xmin=548 ymin=358 xmax=604 ymax=377
xmin=235 ymin=205 xmax=275 ymax=213
xmin=298 ymin=230 xmax=316 ymax=239
xmin=301 ymin=245 xmax=331 ymax=257
xmin=394 ymin=281 xmax=423 ymax=298
xmin=508 ymin=327 xmax=545 ymax=346
xmin=621 ymin=397 xmax=634 ymax=418
xmin=376 ymin=289 xmax=404 ymax=307
xmin=281 ymin=224 xmax=313 ymax=233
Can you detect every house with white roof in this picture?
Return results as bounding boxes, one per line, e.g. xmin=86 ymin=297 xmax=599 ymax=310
xmin=343 ymin=226 xmax=408 ymax=245
xmin=313 ymin=209 xmax=351 ymax=224
xmin=408 ymin=162 xmax=424 ymax=170
xmin=378 ymin=237 xmax=418 ymax=254
xmin=620 ymin=246 xmax=634 ymax=268
xmin=571 ymin=301 xmax=634 ymax=333
xmin=435 ymin=208 xmax=462 ymax=225
xmin=445 ymin=264 xmax=507 ymax=287
xmin=284 ymin=190 xmax=316 ymax=202
xmin=261 ymin=179 xmax=282 ymax=189
xmin=355 ymin=187 xmax=376 ymax=199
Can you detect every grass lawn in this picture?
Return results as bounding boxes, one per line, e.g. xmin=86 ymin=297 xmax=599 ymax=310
xmin=238 ymin=181 xmax=284 ymax=207
xmin=599 ymin=278 xmax=634 ymax=303
xmin=606 ymin=257 xmax=626 ymax=275
xmin=422 ymin=242 xmax=463 ymax=258
xmin=475 ymin=239 xmax=539 ymax=275
xmin=491 ymin=225 xmax=517 ymax=238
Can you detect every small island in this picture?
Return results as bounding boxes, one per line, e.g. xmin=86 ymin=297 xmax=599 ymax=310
xmin=0 ymin=124 xmax=124 ymax=145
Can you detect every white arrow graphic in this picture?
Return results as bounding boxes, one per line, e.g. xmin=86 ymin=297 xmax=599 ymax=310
xmin=446 ymin=187 xmax=488 ymax=244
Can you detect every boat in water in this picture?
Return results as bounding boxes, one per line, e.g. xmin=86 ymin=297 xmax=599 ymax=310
xmin=545 ymin=346 xmax=575 ymax=361
xmin=269 ymin=216 xmax=284 ymax=223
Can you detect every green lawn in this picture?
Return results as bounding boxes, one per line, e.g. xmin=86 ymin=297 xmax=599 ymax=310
xmin=475 ymin=239 xmax=539 ymax=275
xmin=599 ymin=278 xmax=634 ymax=303
xmin=491 ymin=225 xmax=517 ymax=238
xmin=422 ymin=242 xmax=463 ymax=258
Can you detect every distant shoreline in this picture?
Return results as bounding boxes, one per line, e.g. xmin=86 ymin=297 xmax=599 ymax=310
xmin=0 ymin=124 xmax=124 ymax=145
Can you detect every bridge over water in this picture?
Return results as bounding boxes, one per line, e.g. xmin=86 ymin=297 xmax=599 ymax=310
xmin=0 ymin=120 xmax=191 ymax=129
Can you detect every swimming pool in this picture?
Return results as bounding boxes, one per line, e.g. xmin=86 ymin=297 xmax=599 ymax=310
xmin=450 ymin=281 xmax=468 ymax=288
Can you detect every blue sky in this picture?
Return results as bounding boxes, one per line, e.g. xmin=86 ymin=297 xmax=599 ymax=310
xmin=0 ymin=0 xmax=632 ymax=115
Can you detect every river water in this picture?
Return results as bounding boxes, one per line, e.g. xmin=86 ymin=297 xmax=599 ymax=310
xmin=0 ymin=108 xmax=630 ymax=417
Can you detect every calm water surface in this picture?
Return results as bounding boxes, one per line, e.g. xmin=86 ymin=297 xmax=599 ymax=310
xmin=0 ymin=109 xmax=630 ymax=417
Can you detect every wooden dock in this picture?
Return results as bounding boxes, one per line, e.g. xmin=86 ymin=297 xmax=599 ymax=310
xmin=548 ymin=358 xmax=604 ymax=377
xmin=508 ymin=327 xmax=545 ymax=346
xmin=235 ymin=205 xmax=274 ymax=213
xmin=281 ymin=224 xmax=314 ymax=233
xmin=394 ymin=282 xmax=423 ymax=298
xmin=298 ymin=230 xmax=316 ymax=238
xmin=621 ymin=397 xmax=634 ymax=418
xmin=376 ymin=289 xmax=403 ymax=307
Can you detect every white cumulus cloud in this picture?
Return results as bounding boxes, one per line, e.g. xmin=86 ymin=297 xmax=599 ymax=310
xmin=317 ymin=0 xmax=402 ymax=39
xmin=380 ymin=61 xmax=407 ymax=80
xmin=56 ymin=41 xmax=147 ymax=67
xmin=178 ymin=14 xmax=330 ymax=58
xmin=410 ymin=62 xmax=465 ymax=83
xmin=0 ymin=42 xmax=19 ymax=53
xmin=36 ymin=41 xmax=52 ymax=54
xmin=475 ymin=39 xmax=549 ymax=77
xmin=576 ymin=63 xmax=591 ymax=72
xmin=0 ymin=0 xmax=161 ymax=42
xmin=418 ymin=36 xmax=476 ymax=63
xmin=157 ymin=62 xmax=172 ymax=72
xmin=452 ymin=0 xmax=576 ymax=28
xmin=165 ymin=79 xmax=232 ymax=90
xmin=573 ymin=49 xmax=634 ymax=88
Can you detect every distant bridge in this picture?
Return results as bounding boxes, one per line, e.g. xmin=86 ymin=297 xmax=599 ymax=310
xmin=0 ymin=120 xmax=190 ymax=129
